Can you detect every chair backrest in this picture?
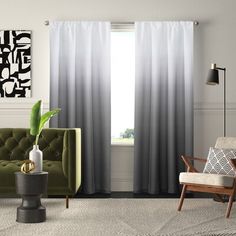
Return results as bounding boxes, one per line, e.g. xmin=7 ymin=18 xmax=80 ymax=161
xmin=215 ymin=137 xmax=236 ymax=149
xmin=202 ymin=137 xmax=236 ymax=177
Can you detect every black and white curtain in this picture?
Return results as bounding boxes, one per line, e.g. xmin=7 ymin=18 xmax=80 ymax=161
xmin=50 ymin=21 xmax=111 ymax=194
xmin=134 ymin=22 xmax=193 ymax=194
xmin=50 ymin=21 xmax=193 ymax=195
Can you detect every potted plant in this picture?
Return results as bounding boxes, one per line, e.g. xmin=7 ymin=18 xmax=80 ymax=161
xmin=29 ymin=100 xmax=61 ymax=172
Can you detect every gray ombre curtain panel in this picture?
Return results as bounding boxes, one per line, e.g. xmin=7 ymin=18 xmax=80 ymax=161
xmin=134 ymin=22 xmax=193 ymax=194
xmin=50 ymin=21 xmax=111 ymax=194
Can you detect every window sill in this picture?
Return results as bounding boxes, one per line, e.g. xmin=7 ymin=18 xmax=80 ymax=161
xmin=111 ymin=143 xmax=134 ymax=147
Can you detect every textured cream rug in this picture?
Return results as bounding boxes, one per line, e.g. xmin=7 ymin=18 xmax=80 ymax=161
xmin=0 ymin=198 xmax=236 ymax=236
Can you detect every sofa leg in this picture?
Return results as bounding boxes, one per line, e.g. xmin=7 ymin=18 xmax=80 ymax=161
xmin=178 ymin=184 xmax=187 ymax=211
xmin=66 ymin=195 xmax=69 ymax=209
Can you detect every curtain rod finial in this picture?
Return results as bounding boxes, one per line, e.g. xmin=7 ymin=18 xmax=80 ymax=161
xmin=44 ymin=20 xmax=49 ymax=26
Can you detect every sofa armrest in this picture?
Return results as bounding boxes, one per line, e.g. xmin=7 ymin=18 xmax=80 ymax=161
xmin=75 ymin=129 xmax=81 ymax=193
xmin=62 ymin=129 xmax=81 ymax=194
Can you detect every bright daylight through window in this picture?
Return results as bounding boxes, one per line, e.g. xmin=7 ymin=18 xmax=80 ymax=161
xmin=111 ymin=31 xmax=135 ymax=145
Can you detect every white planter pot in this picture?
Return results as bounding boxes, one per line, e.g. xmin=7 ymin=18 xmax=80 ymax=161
xmin=29 ymin=145 xmax=43 ymax=173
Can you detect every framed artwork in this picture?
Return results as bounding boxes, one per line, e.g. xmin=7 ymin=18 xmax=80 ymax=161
xmin=0 ymin=30 xmax=31 ymax=97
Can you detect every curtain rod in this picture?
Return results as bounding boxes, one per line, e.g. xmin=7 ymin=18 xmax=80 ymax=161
xmin=44 ymin=20 xmax=199 ymax=26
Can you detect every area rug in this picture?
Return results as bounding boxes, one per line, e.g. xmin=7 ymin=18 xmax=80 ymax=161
xmin=0 ymin=198 xmax=236 ymax=236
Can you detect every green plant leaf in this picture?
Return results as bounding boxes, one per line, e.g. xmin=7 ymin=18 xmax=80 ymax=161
xmin=30 ymin=100 xmax=42 ymax=136
xmin=38 ymin=108 xmax=61 ymax=135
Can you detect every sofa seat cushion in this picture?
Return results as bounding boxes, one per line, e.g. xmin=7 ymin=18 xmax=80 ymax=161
xmin=0 ymin=160 xmax=23 ymax=187
xmin=43 ymin=160 xmax=68 ymax=188
xmin=179 ymin=172 xmax=235 ymax=188
xmin=0 ymin=160 xmax=67 ymax=188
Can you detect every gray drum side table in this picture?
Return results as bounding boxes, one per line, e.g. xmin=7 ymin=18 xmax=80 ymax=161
xmin=15 ymin=172 xmax=48 ymax=223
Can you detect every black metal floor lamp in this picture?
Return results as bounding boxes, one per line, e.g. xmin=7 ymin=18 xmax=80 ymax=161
xmin=207 ymin=63 xmax=228 ymax=202
xmin=206 ymin=63 xmax=226 ymax=137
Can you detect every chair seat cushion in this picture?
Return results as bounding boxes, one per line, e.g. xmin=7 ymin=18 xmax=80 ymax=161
xmin=179 ymin=172 xmax=235 ymax=188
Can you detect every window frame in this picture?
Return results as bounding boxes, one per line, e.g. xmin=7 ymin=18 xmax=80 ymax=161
xmin=110 ymin=23 xmax=135 ymax=147
xmin=111 ymin=22 xmax=134 ymax=32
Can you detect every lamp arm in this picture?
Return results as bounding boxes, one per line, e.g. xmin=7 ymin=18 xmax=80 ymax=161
xmin=216 ymin=67 xmax=226 ymax=136
xmin=216 ymin=67 xmax=226 ymax=71
xmin=218 ymin=67 xmax=226 ymax=136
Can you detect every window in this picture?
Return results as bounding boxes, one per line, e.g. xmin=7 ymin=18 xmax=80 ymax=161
xmin=111 ymin=30 xmax=135 ymax=145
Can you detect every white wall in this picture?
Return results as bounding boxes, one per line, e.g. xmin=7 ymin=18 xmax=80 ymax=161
xmin=0 ymin=0 xmax=236 ymax=191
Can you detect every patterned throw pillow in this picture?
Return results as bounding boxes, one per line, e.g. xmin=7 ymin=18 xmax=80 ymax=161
xmin=203 ymin=147 xmax=236 ymax=176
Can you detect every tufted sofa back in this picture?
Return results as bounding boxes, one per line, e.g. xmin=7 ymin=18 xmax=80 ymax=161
xmin=0 ymin=128 xmax=66 ymax=161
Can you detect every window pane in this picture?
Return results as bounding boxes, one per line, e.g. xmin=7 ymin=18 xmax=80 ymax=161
xmin=111 ymin=31 xmax=135 ymax=144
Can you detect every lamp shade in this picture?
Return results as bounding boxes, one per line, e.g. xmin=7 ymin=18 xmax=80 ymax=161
xmin=206 ymin=69 xmax=219 ymax=85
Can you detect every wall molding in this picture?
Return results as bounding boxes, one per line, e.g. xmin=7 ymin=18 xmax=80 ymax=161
xmin=0 ymin=100 xmax=49 ymax=110
xmin=194 ymin=102 xmax=236 ymax=110
xmin=0 ymin=101 xmax=49 ymax=128
xmin=0 ymin=101 xmax=235 ymax=110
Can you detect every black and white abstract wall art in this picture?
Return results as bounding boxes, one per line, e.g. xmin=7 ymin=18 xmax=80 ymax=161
xmin=0 ymin=30 xmax=31 ymax=97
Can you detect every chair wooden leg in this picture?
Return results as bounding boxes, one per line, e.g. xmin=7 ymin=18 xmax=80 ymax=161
xmin=66 ymin=195 xmax=69 ymax=209
xmin=178 ymin=185 xmax=187 ymax=211
xmin=226 ymin=194 xmax=234 ymax=218
xmin=226 ymin=180 xmax=236 ymax=218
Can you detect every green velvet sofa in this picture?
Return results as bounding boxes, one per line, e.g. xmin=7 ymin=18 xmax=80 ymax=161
xmin=0 ymin=128 xmax=81 ymax=203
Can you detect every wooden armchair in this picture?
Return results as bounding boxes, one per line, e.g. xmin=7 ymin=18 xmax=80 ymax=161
xmin=178 ymin=137 xmax=236 ymax=218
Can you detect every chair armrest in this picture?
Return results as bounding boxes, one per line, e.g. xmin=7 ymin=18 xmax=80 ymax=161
xmin=183 ymin=156 xmax=207 ymax=163
xmin=181 ymin=155 xmax=206 ymax=173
